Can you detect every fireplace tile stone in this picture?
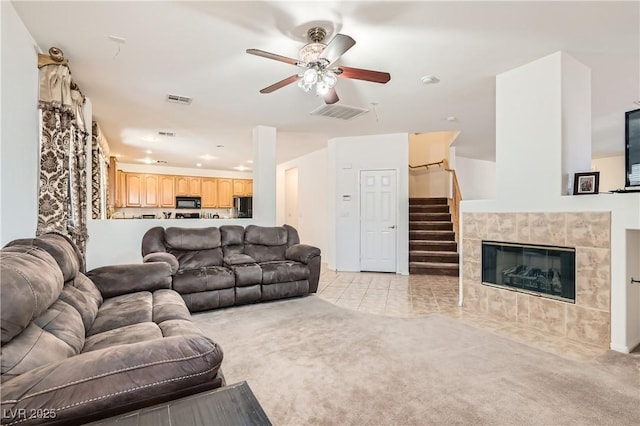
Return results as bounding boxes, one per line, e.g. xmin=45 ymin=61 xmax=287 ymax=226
xmin=463 ymin=213 xmax=487 ymax=239
xmin=575 ymin=247 xmax=610 ymax=311
xmin=462 ymin=281 xmax=487 ymax=313
xmin=566 ymin=212 xmax=610 ymax=249
xmin=528 ymin=297 xmax=566 ymax=337
xmin=566 ymin=305 xmax=610 ymax=347
xmin=487 ymin=213 xmax=516 ymax=241
xmin=516 ymin=293 xmax=530 ymax=325
xmin=463 ymin=238 xmax=482 ymax=263
xmin=516 ymin=213 xmax=531 ymax=243
xmin=487 ymin=287 xmax=517 ymax=321
xmin=529 ymin=213 xmax=567 ymax=246
xmin=463 ymin=259 xmax=482 ymax=283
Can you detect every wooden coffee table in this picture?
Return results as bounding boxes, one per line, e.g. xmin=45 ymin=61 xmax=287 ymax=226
xmin=87 ymin=381 xmax=271 ymax=426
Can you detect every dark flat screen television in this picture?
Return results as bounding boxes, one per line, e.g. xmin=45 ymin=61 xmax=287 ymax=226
xmin=626 ymin=108 xmax=640 ymax=188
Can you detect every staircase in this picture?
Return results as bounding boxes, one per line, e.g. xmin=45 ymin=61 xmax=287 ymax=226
xmin=409 ymin=197 xmax=459 ymax=276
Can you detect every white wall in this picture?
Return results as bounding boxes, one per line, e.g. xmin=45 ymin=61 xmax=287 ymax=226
xmin=252 ymin=126 xmax=276 ymax=225
xmin=408 ymin=131 xmax=458 ymax=198
xmin=592 ymin=155 xmax=625 ymax=192
xmin=329 ymin=133 xmax=409 ymax=274
xmin=455 ymin=156 xmax=496 ymax=200
xmin=276 ymin=148 xmax=329 ymax=256
xmin=1 ymin=2 xmax=40 ymax=245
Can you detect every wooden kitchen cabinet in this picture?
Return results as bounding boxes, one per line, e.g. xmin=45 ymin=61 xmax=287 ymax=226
xmin=232 ymin=179 xmax=253 ymax=196
xmin=125 ymin=173 xmax=143 ymax=207
xmin=201 ymin=178 xmax=218 ymax=208
xmin=175 ymin=176 xmax=201 ymax=196
xmin=217 ymin=178 xmax=233 ymax=208
xmin=143 ymin=174 xmax=159 ymax=207
xmin=159 ymin=175 xmax=175 ymax=208
xmin=115 ymin=170 xmax=125 ymax=208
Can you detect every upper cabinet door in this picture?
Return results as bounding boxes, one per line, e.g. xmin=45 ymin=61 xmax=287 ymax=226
xmin=175 ymin=176 xmax=189 ymax=196
xmin=246 ymin=180 xmax=253 ymax=195
xmin=232 ymin=179 xmax=253 ymax=196
xmin=189 ymin=177 xmax=201 ymax=196
xmin=159 ymin=175 xmax=175 ymax=208
xmin=218 ymin=178 xmax=233 ymax=208
xmin=125 ymin=173 xmax=143 ymax=207
xmin=142 ymin=174 xmax=159 ymax=207
xmin=201 ymin=178 xmax=218 ymax=208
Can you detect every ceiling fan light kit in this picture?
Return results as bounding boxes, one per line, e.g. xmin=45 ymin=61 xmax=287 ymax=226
xmin=246 ymin=26 xmax=390 ymax=106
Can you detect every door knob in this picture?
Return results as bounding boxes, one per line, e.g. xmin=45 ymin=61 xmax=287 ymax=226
xmin=388 ymin=225 xmax=396 ymax=229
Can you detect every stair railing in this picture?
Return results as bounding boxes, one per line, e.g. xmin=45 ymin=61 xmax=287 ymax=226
xmin=409 ymin=159 xmax=462 ymax=244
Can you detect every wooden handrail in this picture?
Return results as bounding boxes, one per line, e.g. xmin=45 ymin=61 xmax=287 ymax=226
xmin=408 ymin=160 xmax=444 ymax=169
xmin=442 ymin=159 xmax=462 ymax=245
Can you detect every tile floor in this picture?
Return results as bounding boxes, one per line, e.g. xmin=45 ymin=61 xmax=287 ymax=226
xmin=316 ymin=266 xmax=633 ymax=362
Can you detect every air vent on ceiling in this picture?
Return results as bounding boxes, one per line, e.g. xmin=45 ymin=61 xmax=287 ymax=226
xmin=310 ymin=104 xmax=369 ymax=120
xmin=158 ymin=131 xmax=175 ymax=137
xmin=166 ymin=94 xmax=192 ymax=105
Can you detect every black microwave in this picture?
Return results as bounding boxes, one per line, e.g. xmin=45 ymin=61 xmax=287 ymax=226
xmin=175 ymin=196 xmax=201 ymax=209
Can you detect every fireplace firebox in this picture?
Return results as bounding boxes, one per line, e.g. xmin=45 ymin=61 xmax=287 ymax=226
xmin=481 ymin=241 xmax=576 ymax=303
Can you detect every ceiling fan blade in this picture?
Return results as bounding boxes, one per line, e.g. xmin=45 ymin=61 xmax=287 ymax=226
xmin=259 ymin=75 xmax=300 ymax=94
xmin=337 ymin=66 xmax=391 ymax=84
xmin=323 ymin=88 xmax=339 ymax=105
xmin=246 ymin=49 xmax=305 ymax=67
xmin=319 ymin=34 xmax=356 ymax=65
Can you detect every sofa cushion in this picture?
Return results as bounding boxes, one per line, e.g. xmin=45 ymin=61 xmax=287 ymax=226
xmin=173 ymin=266 xmax=235 ymax=293
xmin=141 ymin=226 xmax=167 ymax=256
xmin=159 ymin=319 xmax=204 ymax=337
xmin=153 ymin=289 xmax=192 ymax=323
xmin=83 ymin=322 xmax=163 ymax=353
xmin=6 ymin=233 xmax=82 ymax=282
xmin=33 ymin=299 xmax=85 ymax=354
xmin=261 ymin=280 xmax=309 ymax=301
xmin=0 ymin=246 xmax=63 ymax=344
xmin=59 ymin=274 xmax=102 ymax=332
xmin=182 ymin=288 xmax=235 ymax=312
xmin=245 ymin=225 xmax=287 ymax=246
xmin=220 ymin=225 xmax=245 ymax=257
xmin=171 ymin=248 xmax=224 ymax=269
xmin=165 ymin=227 xmax=221 ymax=250
xmin=88 ymin=292 xmax=153 ymax=337
xmin=260 ymin=260 xmax=310 ymax=284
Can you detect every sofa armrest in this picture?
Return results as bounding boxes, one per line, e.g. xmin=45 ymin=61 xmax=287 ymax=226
xmin=286 ymin=244 xmax=321 ymax=264
xmin=143 ymin=252 xmax=179 ymax=274
xmin=0 ymin=335 xmax=223 ymax=426
xmin=86 ymin=262 xmax=172 ymax=299
xmin=223 ymin=253 xmax=256 ymax=266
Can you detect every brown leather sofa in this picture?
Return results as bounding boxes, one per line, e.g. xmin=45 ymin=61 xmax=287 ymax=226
xmin=141 ymin=224 xmax=321 ymax=312
xmin=0 ymin=233 xmax=225 ymax=426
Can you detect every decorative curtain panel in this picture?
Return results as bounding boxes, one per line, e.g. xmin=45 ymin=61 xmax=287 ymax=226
xmin=91 ymin=121 xmax=110 ymax=219
xmin=37 ymin=63 xmax=89 ymax=257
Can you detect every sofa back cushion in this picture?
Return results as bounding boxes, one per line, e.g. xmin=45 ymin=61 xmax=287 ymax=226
xmin=1 ymin=246 xmax=63 ymax=344
xmin=59 ymin=274 xmax=103 ymax=332
xmin=220 ymin=225 xmax=245 ymax=256
xmin=141 ymin=226 xmax=167 ymax=256
xmin=4 ymin=233 xmax=81 ymax=282
xmin=244 ymin=225 xmax=288 ymax=262
xmin=165 ymin=227 xmax=223 ymax=268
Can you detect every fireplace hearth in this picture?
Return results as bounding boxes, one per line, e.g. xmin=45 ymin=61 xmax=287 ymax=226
xmin=482 ymin=241 xmax=576 ymax=302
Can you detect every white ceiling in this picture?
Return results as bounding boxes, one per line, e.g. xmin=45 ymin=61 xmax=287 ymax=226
xmin=13 ymin=1 xmax=639 ymax=171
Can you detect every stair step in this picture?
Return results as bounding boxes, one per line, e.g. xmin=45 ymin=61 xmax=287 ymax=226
xmin=409 ymin=262 xmax=460 ymax=277
xmin=409 ymin=241 xmax=458 ymax=252
xmin=409 ymin=197 xmax=448 ymax=206
xmin=409 ymin=250 xmax=459 ymax=263
xmin=409 ymin=221 xmax=453 ymax=231
xmin=409 ymin=205 xmax=450 ymax=213
xmin=409 ymin=230 xmax=455 ymax=241
xmin=410 ymin=213 xmax=451 ymax=222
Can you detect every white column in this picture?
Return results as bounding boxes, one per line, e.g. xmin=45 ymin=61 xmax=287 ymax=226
xmin=252 ymin=125 xmax=277 ymax=225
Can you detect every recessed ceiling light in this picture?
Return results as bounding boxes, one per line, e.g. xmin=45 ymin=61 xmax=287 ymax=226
xmin=234 ymin=165 xmax=250 ymax=171
xmin=196 ymin=163 xmax=202 ymax=167
xmin=446 ymin=116 xmax=457 ymax=122
xmin=200 ymin=154 xmax=217 ymax=160
xmin=421 ymin=75 xmax=440 ymax=84
xmin=145 ymin=150 xmax=152 ymax=154
xmin=247 ymin=160 xmax=254 ymax=164
xmin=139 ymin=158 xmax=153 ymax=164
xmin=216 ymin=145 xmax=225 ymax=148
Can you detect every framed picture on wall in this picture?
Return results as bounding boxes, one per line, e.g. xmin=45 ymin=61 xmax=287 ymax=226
xmin=573 ymin=171 xmax=600 ymax=195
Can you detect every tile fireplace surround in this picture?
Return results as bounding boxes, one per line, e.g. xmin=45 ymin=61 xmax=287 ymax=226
xmin=462 ymin=212 xmax=610 ymax=347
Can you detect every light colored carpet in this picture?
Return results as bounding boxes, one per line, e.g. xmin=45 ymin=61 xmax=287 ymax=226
xmin=193 ymin=295 xmax=640 ymax=425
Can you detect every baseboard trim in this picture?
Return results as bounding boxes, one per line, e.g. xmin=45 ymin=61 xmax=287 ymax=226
xmin=610 ymin=340 xmax=639 ymax=354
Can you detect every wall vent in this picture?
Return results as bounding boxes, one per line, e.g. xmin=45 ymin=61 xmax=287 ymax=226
xmin=166 ymin=94 xmax=192 ymax=105
xmin=310 ymin=104 xmax=369 ymax=120
xmin=158 ymin=131 xmax=175 ymax=137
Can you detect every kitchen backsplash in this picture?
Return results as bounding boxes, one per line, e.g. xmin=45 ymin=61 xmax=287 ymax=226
xmin=112 ymin=207 xmax=236 ymax=219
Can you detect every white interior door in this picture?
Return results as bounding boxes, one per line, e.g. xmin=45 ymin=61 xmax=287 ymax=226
xmin=360 ymin=169 xmax=397 ymax=272
xmin=285 ymin=167 xmax=299 ymax=229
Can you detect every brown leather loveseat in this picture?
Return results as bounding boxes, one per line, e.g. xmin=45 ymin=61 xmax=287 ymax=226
xmin=0 ymin=233 xmax=224 ymax=425
xmin=141 ymin=225 xmax=321 ymax=312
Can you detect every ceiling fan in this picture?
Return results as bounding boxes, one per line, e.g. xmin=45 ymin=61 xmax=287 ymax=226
xmin=246 ymin=27 xmax=391 ymax=105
